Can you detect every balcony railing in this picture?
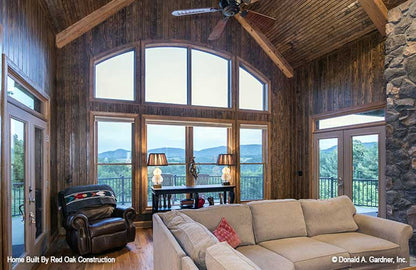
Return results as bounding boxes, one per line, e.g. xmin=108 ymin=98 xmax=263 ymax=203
xmin=319 ymin=177 xmax=378 ymax=207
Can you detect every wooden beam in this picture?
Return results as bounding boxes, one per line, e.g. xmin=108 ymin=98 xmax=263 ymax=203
xmin=234 ymin=14 xmax=294 ymax=78
xmin=358 ymin=0 xmax=388 ymax=36
xmin=56 ymin=0 xmax=136 ymax=48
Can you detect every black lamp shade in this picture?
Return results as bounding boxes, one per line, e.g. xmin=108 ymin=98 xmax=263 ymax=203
xmin=217 ymin=154 xmax=235 ymax=166
xmin=147 ymin=153 xmax=168 ymax=166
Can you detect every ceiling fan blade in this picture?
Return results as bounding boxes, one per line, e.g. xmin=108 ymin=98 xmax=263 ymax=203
xmin=208 ymin=17 xmax=229 ymax=41
xmin=172 ymin=8 xmax=220 ymax=16
xmin=242 ymin=0 xmax=261 ymax=4
xmin=243 ymin=10 xmax=276 ymax=33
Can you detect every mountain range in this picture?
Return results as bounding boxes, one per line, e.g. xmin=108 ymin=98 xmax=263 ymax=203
xmin=98 ymin=144 xmax=262 ymax=163
xmin=322 ymin=142 xmax=377 ymax=153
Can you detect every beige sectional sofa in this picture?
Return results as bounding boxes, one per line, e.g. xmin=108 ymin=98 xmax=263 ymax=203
xmin=153 ymin=196 xmax=413 ymax=270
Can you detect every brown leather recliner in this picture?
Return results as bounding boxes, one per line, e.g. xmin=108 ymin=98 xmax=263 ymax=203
xmin=58 ymin=184 xmax=136 ymax=255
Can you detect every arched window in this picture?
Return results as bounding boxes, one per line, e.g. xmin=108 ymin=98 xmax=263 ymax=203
xmin=145 ymin=46 xmax=231 ymax=108
xmin=239 ymin=65 xmax=267 ymax=111
xmin=94 ymin=50 xmax=135 ymax=101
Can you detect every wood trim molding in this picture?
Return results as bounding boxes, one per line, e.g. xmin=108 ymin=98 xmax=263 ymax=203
xmin=358 ymin=0 xmax=388 ymax=36
xmin=234 ymin=14 xmax=294 ymax=78
xmin=56 ymin=0 xmax=136 ymax=48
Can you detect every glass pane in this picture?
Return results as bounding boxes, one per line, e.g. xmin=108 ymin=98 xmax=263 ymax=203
xmin=10 ymin=119 xmax=26 ymax=259
xmin=191 ymin=49 xmax=229 ymax=107
xmin=317 ymin=109 xmax=385 ymax=130
xmin=147 ymin=124 xmax=185 ymax=163
xmin=7 ymin=76 xmax=41 ymax=112
xmin=34 ymin=128 xmax=43 ymax=239
xmin=97 ymin=121 xmax=132 ymax=163
xmin=145 ymin=47 xmax=187 ymax=104
xmin=95 ymin=51 xmax=135 ymax=101
xmin=318 ymin=138 xmax=339 ymax=199
xmin=239 ymin=67 xmax=265 ymax=111
xmin=240 ymin=164 xmax=264 ymax=201
xmin=193 ymin=127 xmax=228 ymax=163
xmin=97 ymin=165 xmax=132 ymax=207
xmin=240 ymin=129 xmax=263 ymax=163
xmin=147 ymin=165 xmax=186 ymax=205
xmin=352 ymin=135 xmax=379 ymax=216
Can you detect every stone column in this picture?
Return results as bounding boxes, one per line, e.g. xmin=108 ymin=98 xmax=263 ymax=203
xmin=385 ymin=0 xmax=416 ymax=254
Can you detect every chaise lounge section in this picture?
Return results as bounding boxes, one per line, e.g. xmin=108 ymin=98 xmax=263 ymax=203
xmin=153 ymin=196 xmax=413 ymax=270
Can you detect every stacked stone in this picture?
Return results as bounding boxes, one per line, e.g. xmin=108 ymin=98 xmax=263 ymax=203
xmin=385 ymin=0 xmax=416 ymax=254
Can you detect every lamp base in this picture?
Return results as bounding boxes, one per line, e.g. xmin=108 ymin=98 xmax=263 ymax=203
xmin=222 ymin=181 xmax=230 ymax=186
xmin=153 ymin=184 xmax=162 ymax=188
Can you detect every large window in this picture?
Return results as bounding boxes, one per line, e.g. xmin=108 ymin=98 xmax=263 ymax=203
xmin=240 ymin=127 xmax=266 ymax=201
xmin=146 ymin=121 xmax=231 ymax=205
xmin=145 ymin=46 xmax=231 ymax=107
xmin=239 ymin=66 xmax=267 ymax=111
xmin=94 ymin=51 xmax=135 ymax=101
xmin=95 ymin=119 xmax=133 ymax=207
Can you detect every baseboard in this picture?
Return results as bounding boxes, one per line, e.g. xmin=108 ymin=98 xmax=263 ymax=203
xmin=134 ymin=220 xmax=152 ymax=228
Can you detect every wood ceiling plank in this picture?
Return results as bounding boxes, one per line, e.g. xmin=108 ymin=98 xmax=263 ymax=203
xmin=234 ymin=14 xmax=294 ymax=78
xmin=358 ymin=0 xmax=387 ymax=35
xmin=56 ymin=0 xmax=135 ymax=48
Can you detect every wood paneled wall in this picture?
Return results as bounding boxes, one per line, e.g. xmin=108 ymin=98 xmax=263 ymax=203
xmin=1 ymin=0 xmax=55 ymax=96
xmin=292 ymin=31 xmax=386 ymax=199
xmin=52 ymin=0 xmax=294 ymax=231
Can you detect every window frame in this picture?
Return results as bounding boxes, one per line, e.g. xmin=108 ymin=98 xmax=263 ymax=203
xmin=90 ymin=44 xmax=139 ymax=103
xmin=142 ymin=42 xmax=234 ymax=109
xmin=91 ymin=112 xmax=139 ymax=211
xmin=237 ymin=122 xmax=270 ymax=202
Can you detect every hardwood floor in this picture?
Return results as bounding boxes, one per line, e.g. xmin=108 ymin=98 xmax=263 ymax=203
xmin=36 ymin=228 xmax=153 ymax=270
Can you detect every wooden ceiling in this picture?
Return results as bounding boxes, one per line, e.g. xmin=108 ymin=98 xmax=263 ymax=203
xmin=40 ymin=0 xmax=407 ymax=68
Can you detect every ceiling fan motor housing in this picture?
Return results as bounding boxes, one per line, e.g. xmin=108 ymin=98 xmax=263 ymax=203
xmin=220 ymin=0 xmax=240 ymax=17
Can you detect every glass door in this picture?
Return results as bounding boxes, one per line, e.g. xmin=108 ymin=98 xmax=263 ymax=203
xmin=7 ymin=104 xmax=48 ymax=270
xmin=313 ymin=131 xmax=344 ymax=199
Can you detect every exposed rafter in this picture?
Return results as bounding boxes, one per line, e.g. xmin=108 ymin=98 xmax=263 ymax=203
xmin=234 ymin=14 xmax=294 ymax=78
xmin=358 ymin=0 xmax=388 ymax=36
xmin=56 ymin=0 xmax=136 ymax=48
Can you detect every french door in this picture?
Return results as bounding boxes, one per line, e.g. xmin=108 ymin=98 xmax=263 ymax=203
xmin=6 ymin=103 xmax=48 ymax=269
xmin=313 ymin=125 xmax=386 ymax=217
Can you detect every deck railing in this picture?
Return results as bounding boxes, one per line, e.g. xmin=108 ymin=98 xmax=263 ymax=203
xmin=319 ymin=177 xmax=378 ymax=207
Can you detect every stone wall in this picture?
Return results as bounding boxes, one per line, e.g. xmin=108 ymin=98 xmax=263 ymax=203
xmin=385 ymin=0 xmax=416 ymax=254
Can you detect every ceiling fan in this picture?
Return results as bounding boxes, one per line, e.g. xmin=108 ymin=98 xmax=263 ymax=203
xmin=172 ymin=0 xmax=276 ymax=41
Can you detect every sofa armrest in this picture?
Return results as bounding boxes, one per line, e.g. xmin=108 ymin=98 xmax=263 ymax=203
xmin=66 ymin=213 xmax=91 ymax=255
xmin=354 ymin=214 xmax=413 ymax=267
xmin=153 ymin=214 xmax=187 ymax=270
xmin=67 ymin=213 xmax=89 ymax=230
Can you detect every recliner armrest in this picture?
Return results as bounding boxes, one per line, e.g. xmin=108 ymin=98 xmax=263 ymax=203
xmin=67 ymin=213 xmax=89 ymax=230
xmin=112 ymin=207 xmax=136 ymax=222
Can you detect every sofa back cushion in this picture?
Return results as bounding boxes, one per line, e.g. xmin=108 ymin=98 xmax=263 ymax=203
xmin=248 ymin=200 xmax=307 ymax=242
xmin=160 ymin=211 xmax=219 ymax=270
xmin=181 ymin=204 xmax=255 ymax=246
xmin=300 ymin=195 xmax=358 ymax=237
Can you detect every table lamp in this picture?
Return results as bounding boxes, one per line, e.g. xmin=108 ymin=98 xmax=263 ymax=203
xmin=148 ymin=153 xmax=168 ymax=188
xmin=217 ymin=154 xmax=235 ymax=186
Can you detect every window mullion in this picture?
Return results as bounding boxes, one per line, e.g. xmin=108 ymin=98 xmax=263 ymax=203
xmin=187 ymin=48 xmax=192 ymax=106
xmin=185 ymin=126 xmax=193 ymax=186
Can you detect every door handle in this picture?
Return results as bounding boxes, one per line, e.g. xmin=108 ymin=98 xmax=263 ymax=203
xmin=29 ymin=212 xmax=36 ymax=224
xmin=19 ymin=204 xmax=25 ymax=223
xmin=338 ymin=177 xmax=344 ymax=187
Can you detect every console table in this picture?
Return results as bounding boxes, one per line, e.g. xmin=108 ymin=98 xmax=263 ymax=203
xmin=151 ymin=184 xmax=236 ymax=213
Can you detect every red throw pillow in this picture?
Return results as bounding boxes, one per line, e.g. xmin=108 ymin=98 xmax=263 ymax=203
xmin=213 ymin=217 xmax=241 ymax=248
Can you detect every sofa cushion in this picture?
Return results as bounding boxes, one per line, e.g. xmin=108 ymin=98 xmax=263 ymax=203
xmin=248 ymin=199 xmax=307 ymax=242
xmin=160 ymin=211 xmax=218 ymax=270
xmin=312 ymin=232 xmax=400 ymax=268
xmin=259 ymin=237 xmax=350 ymax=270
xmin=213 ymin=218 xmax=241 ymax=248
xmin=237 ymin=244 xmax=295 ymax=270
xmin=206 ymin=242 xmax=261 ymax=270
xmin=300 ymin=196 xmax=358 ymax=237
xmin=181 ymin=204 xmax=255 ymax=246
